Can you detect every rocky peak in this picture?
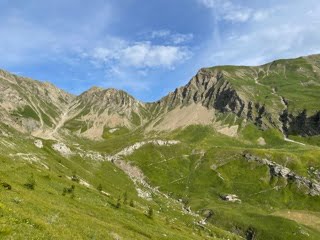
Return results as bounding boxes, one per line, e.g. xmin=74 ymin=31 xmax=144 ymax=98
xmin=78 ymin=87 xmax=143 ymax=110
xmin=0 ymin=69 xmax=74 ymax=136
xmin=153 ymin=68 xmax=246 ymax=118
xmin=62 ymin=87 xmax=148 ymax=139
xmin=156 ymin=69 xmax=227 ymax=109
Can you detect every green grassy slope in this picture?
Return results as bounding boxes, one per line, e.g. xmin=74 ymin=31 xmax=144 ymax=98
xmin=209 ymin=55 xmax=320 ymax=115
xmin=124 ymin=125 xmax=320 ymax=239
xmin=0 ymin=125 xmax=238 ymax=240
xmin=2 ymin=111 xmax=320 ymax=239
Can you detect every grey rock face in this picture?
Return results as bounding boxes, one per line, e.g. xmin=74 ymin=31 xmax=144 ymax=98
xmin=154 ymin=69 xmax=246 ymax=114
xmin=151 ymin=69 xmax=277 ymax=131
xmin=244 ymin=153 xmax=320 ymax=196
xmin=308 ymin=166 xmax=320 ymax=180
xmin=280 ymin=109 xmax=320 ymax=136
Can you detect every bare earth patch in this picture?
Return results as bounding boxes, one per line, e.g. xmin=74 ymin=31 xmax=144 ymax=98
xmin=217 ymin=125 xmax=238 ymax=137
xmin=257 ymin=137 xmax=266 ymax=146
xmin=272 ymin=210 xmax=320 ymax=231
xmin=148 ymin=104 xmax=215 ymax=132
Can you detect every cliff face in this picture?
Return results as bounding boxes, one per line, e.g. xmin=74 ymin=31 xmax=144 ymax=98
xmin=281 ymin=109 xmax=320 ymax=136
xmin=155 ymin=69 xmax=244 ymax=112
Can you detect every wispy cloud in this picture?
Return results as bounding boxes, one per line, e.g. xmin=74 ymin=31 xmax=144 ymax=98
xmin=151 ymin=30 xmax=171 ymax=38
xmin=0 ymin=1 xmax=114 ymax=66
xmin=194 ymin=0 xmax=320 ymax=68
xmin=150 ymin=30 xmax=194 ymax=44
xmin=171 ymin=33 xmax=194 ymax=44
xmin=197 ymin=0 xmax=273 ymax=23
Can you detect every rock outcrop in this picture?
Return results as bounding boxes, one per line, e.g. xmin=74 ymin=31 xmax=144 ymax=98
xmin=52 ymin=143 xmax=72 ymax=156
xmin=34 ymin=139 xmax=43 ymax=148
xmin=281 ymin=109 xmax=320 ymax=136
xmin=147 ymin=67 xmax=281 ymax=132
xmin=106 ymin=140 xmax=180 ymax=162
xmin=221 ymin=194 xmax=241 ymax=203
xmin=244 ymin=153 xmax=320 ymax=196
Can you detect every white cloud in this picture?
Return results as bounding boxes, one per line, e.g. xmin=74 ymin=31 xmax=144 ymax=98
xmin=91 ymin=47 xmax=113 ymax=61
xmin=90 ymin=41 xmax=191 ymax=69
xmin=223 ymin=11 xmax=251 ymax=22
xmin=207 ymin=24 xmax=312 ymax=66
xmin=121 ymin=42 xmax=191 ymax=68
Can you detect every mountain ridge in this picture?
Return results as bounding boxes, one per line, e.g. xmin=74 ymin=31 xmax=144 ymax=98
xmin=3 ymin=53 xmax=320 ymax=102
xmin=1 ymin=53 xmax=320 ymax=139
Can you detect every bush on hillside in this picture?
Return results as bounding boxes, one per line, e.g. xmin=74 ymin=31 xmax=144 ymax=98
xmin=97 ymin=184 xmax=103 ymax=192
xmin=147 ymin=206 xmax=154 ymax=219
xmin=1 ymin=182 xmax=12 ymax=190
xmin=123 ymin=191 xmax=128 ymax=205
xmin=71 ymin=171 xmax=80 ymax=183
xmin=62 ymin=185 xmax=75 ymax=197
xmin=129 ymin=199 xmax=135 ymax=207
xmin=24 ymin=174 xmax=36 ymax=190
xmin=116 ymin=197 xmax=121 ymax=209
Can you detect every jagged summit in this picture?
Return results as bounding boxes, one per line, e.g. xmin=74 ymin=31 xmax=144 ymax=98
xmin=79 ymin=86 xmax=141 ymax=106
xmin=82 ymin=86 xmax=105 ymax=94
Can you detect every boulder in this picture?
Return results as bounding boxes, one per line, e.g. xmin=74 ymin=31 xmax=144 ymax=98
xmin=221 ymin=194 xmax=241 ymax=203
xmin=52 ymin=142 xmax=72 ymax=156
xmin=34 ymin=139 xmax=43 ymax=148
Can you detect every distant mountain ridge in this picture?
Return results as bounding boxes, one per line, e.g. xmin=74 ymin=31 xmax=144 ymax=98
xmin=1 ymin=53 xmax=320 ymax=139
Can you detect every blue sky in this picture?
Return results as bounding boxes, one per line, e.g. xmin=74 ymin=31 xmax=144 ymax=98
xmin=1 ymin=0 xmax=320 ymax=101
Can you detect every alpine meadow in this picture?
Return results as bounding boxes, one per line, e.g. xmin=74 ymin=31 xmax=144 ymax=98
xmin=1 ymin=1 xmax=320 ymax=239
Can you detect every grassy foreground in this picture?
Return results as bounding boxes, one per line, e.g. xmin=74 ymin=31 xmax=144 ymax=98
xmin=1 ymin=124 xmax=320 ymax=239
